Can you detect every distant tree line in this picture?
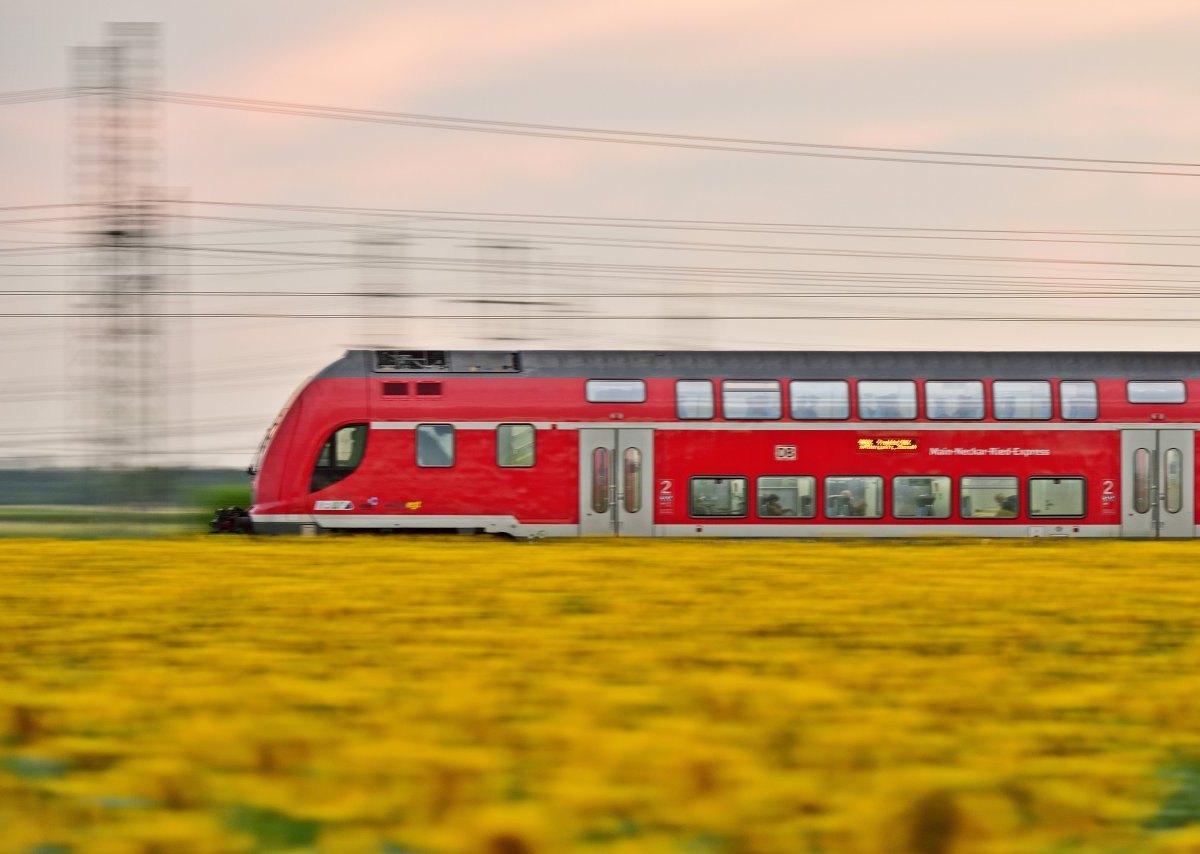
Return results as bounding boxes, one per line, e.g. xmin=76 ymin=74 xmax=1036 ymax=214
xmin=0 ymin=468 xmax=249 ymax=507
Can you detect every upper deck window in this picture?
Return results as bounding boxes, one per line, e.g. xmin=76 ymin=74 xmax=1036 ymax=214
xmin=925 ymin=381 xmax=984 ymax=420
xmin=789 ymin=380 xmax=849 ymax=420
xmin=857 ymin=381 xmax=917 ymax=420
xmin=497 ymin=424 xmax=535 ymax=467
xmin=722 ymin=381 xmax=782 ymax=420
xmin=416 ymin=424 xmax=455 ymax=468
xmin=1060 ymin=381 xmax=1098 ymax=420
xmin=676 ymin=380 xmax=715 ymax=419
xmin=586 ymin=379 xmax=646 ymax=403
xmin=1127 ymin=381 xmax=1185 ymax=404
xmin=993 ymin=381 xmax=1051 ymax=420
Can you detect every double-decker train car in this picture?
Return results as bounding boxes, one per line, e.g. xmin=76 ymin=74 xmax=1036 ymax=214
xmin=245 ymin=348 xmax=1199 ymax=538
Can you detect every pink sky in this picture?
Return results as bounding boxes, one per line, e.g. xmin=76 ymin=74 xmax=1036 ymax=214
xmin=3 ymin=0 xmax=1200 ymax=465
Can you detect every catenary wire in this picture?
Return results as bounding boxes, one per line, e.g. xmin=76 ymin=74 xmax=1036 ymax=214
xmin=135 ymin=89 xmax=1200 ymax=177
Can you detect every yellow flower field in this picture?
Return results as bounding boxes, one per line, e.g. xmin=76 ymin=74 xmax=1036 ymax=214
xmin=2 ymin=537 xmax=1200 ymax=853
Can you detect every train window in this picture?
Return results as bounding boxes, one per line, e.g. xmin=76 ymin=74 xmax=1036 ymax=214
xmin=824 ymin=476 xmax=883 ymax=518
xmin=690 ymin=477 xmax=747 ymax=517
xmin=757 ymin=476 xmax=815 ymax=518
xmin=592 ymin=448 xmax=612 ymax=513
xmin=676 ymin=380 xmax=715 ymax=419
xmin=415 ymin=424 xmax=455 ymax=468
xmin=1028 ymin=477 xmax=1085 ymax=517
xmin=497 ymin=424 xmax=535 ymax=467
xmin=722 ymin=381 xmax=782 ymax=419
xmin=1132 ymin=448 xmax=1151 ymax=514
xmin=1165 ymin=448 xmax=1183 ymax=514
xmin=993 ymin=381 xmax=1051 ymax=420
xmin=1127 ymin=381 xmax=1185 ymax=404
xmin=857 ymin=381 xmax=917 ymax=420
xmin=893 ymin=476 xmax=951 ymax=518
xmin=789 ymin=381 xmax=849 ymax=420
xmin=586 ymin=380 xmax=646 ymax=403
xmin=309 ymin=424 xmax=368 ymax=492
xmin=925 ymin=381 xmax=984 ymax=420
xmin=960 ymin=476 xmax=1018 ymax=518
xmin=1060 ymin=381 xmax=1098 ymax=420
xmin=623 ymin=448 xmax=643 ymax=513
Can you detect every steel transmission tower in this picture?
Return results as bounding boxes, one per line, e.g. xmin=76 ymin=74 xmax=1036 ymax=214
xmin=355 ymin=228 xmax=409 ymax=347
xmin=72 ymin=23 xmax=169 ymax=498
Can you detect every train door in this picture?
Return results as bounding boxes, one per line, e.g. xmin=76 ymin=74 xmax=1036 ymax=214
xmin=1121 ymin=430 xmax=1194 ymax=538
xmin=579 ymin=428 xmax=654 ymax=536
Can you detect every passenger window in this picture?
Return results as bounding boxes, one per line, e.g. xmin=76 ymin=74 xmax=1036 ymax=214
xmin=1165 ymin=449 xmax=1183 ymax=514
xmin=416 ymin=424 xmax=455 ymax=468
xmin=1127 ymin=381 xmax=1185 ymax=404
xmin=1060 ymin=381 xmax=1098 ymax=420
xmin=676 ymin=380 xmax=715 ymax=419
xmin=1133 ymin=448 xmax=1151 ymax=514
xmin=497 ymin=424 xmax=535 ymax=467
xmin=893 ymin=476 xmax=951 ymax=518
xmin=592 ymin=448 xmax=611 ymax=513
xmin=310 ymin=424 xmax=368 ymax=492
xmin=1028 ymin=477 xmax=1085 ymax=517
xmin=857 ymin=381 xmax=916 ymax=420
xmin=824 ymin=476 xmax=883 ymax=518
xmin=960 ymin=476 xmax=1019 ymax=518
xmin=757 ymin=476 xmax=816 ymax=518
xmin=722 ymin=381 xmax=782 ymax=419
xmin=993 ymin=381 xmax=1051 ymax=420
xmin=690 ymin=477 xmax=747 ymax=517
xmin=925 ymin=381 xmax=984 ymax=420
xmin=623 ymin=449 xmax=643 ymax=513
xmin=586 ymin=380 xmax=646 ymax=403
xmin=789 ymin=380 xmax=849 ymax=419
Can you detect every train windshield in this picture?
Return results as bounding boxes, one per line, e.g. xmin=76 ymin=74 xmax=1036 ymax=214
xmin=248 ymin=378 xmax=309 ymax=476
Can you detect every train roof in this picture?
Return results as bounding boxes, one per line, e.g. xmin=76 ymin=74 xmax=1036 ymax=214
xmin=312 ymin=349 xmax=1200 ymax=381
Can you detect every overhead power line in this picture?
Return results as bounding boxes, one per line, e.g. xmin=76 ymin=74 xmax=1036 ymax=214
xmin=158 ymin=211 xmax=1200 ymax=252
xmin=0 ymin=203 xmax=91 ymax=213
xmin=136 ymin=89 xmax=1200 ymax=178
xmin=155 ymin=242 xmax=1200 ymax=271
xmin=179 ymin=200 xmax=1196 ymax=236
xmin=0 ymin=87 xmax=78 ymax=105
xmin=7 ymin=312 xmax=1200 ymax=324
xmin=178 ymin=200 xmax=1200 ymax=242
xmin=8 ymin=289 xmax=1200 ymax=300
xmin=6 ymin=85 xmax=1199 ymax=176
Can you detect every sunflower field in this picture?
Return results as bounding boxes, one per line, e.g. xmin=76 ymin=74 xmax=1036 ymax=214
xmin=2 ymin=536 xmax=1200 ymax=853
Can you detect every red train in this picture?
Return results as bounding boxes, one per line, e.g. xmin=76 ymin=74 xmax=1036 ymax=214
xmin=243 ymin=348 xmax=1198 ymax=538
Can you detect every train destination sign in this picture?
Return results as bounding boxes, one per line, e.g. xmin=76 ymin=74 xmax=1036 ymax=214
xmin=857 ymin=438 xmax=918 ymax=451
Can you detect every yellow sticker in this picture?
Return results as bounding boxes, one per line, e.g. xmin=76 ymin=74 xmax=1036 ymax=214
xmin=405 ymin=500 xmax=423 ymax=511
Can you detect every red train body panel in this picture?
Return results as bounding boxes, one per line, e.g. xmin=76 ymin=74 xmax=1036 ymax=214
xmin=247 ymin=350 xmax=1200 ymax=538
